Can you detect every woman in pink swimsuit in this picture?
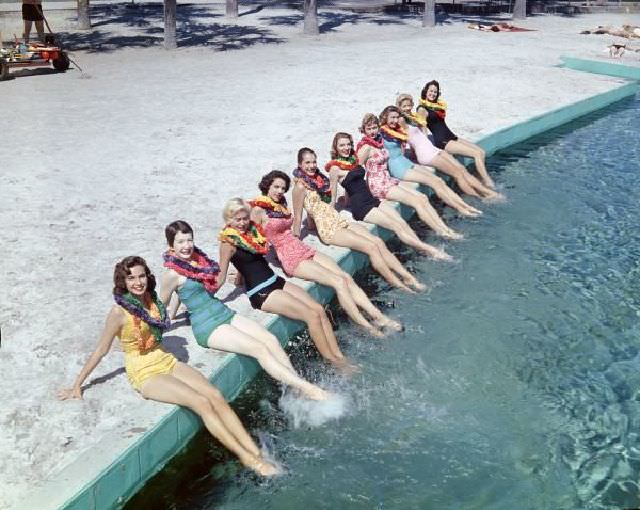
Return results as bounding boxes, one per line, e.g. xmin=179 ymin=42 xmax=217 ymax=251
xmin=251 ymin=170 xmax=402 ymax=337
xmin=396 ymin=94 xmax=502 ymax=199
xmin=357 ymin=113 xmax=477 ymax=238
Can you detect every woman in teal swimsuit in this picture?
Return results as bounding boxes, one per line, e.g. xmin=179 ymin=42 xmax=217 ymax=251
xmin=160 ymin=220 xmax=330 ymax=401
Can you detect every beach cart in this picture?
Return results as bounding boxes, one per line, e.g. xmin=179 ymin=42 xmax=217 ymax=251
xmin=0 ymin=42 xmax=70 ymax=80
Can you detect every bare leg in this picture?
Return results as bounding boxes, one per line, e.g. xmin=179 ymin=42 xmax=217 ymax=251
xmin=387 ymin=183 xmax=462 ymax=239
xmin=294 ymin=258 xmax=381 ymax=335
xmin=140 ymin=370 xmax=277 ymax=476
xmin=445 ymin=138 xmax=494 ymax=188
xmin=23 ymin=20 xmax=32 ymax=43
xmin=229 ymin=314 xmax=295 ymax=373
xmin=34 ymin=20 xmax=44 ymax=41
xmin=433 ymin=151 xmax=501 ymax=200
xmin=311 ymin=252 xmax=401 ymax=331
xmin=261 ymin=285 xmax=345 ymax=361
xmin=366 ymin=204 xmax=451 ymax=260
xmin=403 ymin=166 xmax=482 ymax=217
xmin=330 ymin=226 xmax=413 ymax=292
xmin=171 ymin=362 xmax=260 ymax=457
xmin=348 ymin=223 xmax=427 ymax=292
xmin=208 ymin=323 xmax=329 ymax=400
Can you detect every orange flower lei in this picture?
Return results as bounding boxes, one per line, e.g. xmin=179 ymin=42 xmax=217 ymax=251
xmin=380 ymin=124 xmax=409 ymax=143
xmin=133 ymin=298 xmax=162 ymax=352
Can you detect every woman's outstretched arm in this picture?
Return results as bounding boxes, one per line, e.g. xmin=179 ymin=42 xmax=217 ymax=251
xmin=58 ymin=306 xmax=123 ymax=400
xmin=217 ymin=242 xmax=237 ymax=288
xmin=291 ymin=183 xmax=306 ymax=238
xmin=159 ymin=270 xmax=182 ymax=318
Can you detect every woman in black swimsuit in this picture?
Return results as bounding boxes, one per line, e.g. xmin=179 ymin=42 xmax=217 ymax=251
xmin=417 ymin=80 xmax=495 ymax=189
xmin=326 ymin=132 xmax=451 ymax=260
xmin=217 ymin=198 xmax=353 ymax=369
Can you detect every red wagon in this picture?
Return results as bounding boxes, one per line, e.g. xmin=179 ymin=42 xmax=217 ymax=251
xmin=0 ymin=42 xmax=70 ymax=80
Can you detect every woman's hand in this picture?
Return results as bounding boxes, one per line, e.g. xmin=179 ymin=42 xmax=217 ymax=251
xmin=58 ymin=386 xmax=83 ymax=400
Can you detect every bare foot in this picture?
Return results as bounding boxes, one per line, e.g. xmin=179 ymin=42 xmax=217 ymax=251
xmin=424 ymin=247 xmax=452 ymax=262
xmin=245 ymin=456 xmax=281 ymax=477
xmin=304 ymin=385 xmax=333 ymax=401
xmin=364 ymin=325 xmax=385 ymax=338
xmin=375 ymin=316 xmax=403 ymax=332
xmin=460 ymin=209 xmax=482 ymax=218
xmin=482 ymin=176 xmax=496 ymax=189
xmin=409 ymin=280 xmax=428 ymax=292
xmin=440 ymin=229 xmax=464 ymax=240
xmin=333 ymin=357 xmax=362 ymax=375
xmin=482 ymin=191 xmax=506 ymax=203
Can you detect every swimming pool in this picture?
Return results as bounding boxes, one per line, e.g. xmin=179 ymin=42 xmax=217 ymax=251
xmin=126 ymin=94 xmax=640 ymax=510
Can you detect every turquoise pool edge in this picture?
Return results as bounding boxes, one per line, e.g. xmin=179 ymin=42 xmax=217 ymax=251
xmin=560 ymin=56 xmax=640 ymax=81
xmin=32 ymin=77 xmax=639 ymax=510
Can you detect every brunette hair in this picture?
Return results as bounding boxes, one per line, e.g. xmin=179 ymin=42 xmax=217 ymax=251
xmin=420 ymin=80 xmax=440 ymax=101
xmin=113 ymin=256 xmax=156 ymax=296
xmin=259 ymin=170 xmax=291 ymax=195
xmin=359 ymin=113 xmax=379 ymax=134
xmin=165 ymin=220 xmax=193 ymax=247
xmin=297 ymin=147 xmax=317 ymax=165
xmin=395 ymin=93 xmax=413 ymax=108
xmin=330 ymin=132 xmax=354 ymax=159
xmin=222 ymin=197 xmax=251 ymax=222
xmin=379 ymin=105 xmax=401 ymax=126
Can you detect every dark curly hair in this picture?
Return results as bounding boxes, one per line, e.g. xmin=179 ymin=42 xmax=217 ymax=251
xmin=297 ymin=147 xmax=317 ymax=165
xmin=113 ymin=256 xmax=156 ymax=296
xmin=379 ymin=105 xmax=401 ymax=126
xmin=259 ymin=170 xmax=291 ymax=195
xmin=165 ymin=220 xmax=193 ymax=247
xmin=420 ymin=80 xmax=440 ymax=101
xmin=330 ymin=132 xmax=354 ymax=159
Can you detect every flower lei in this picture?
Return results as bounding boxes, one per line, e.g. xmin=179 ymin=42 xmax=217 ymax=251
xmin=356 ymin=134 xmax=384 ymax=153
xmin=293 ymin=167 xmax=332 ymax=203
xmin=419 ymin=98 xmax=448 ymax=120
xmin=163 ymin=246 xmax=220 ymax=294
xmin=379 ymin=124 xmax=409 ymax=144
xmin=324 ymin=155 xmax=358 ymax=172
xmin=250 ymin=195 xmax=291 ymax=219
xmin=402 ymin=111 xmax=427 ymax=128
xmin=113 ymin=291 xmax=170 ymax=352
xmin=219 ymin=221 xmax=270 ymax=255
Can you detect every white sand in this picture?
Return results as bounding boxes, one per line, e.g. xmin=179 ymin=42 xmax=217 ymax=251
xmin=1 ymin=4 xmax=638 ymax=508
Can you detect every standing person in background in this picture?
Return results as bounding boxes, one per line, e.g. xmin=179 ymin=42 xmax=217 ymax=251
xmin=22 ymin=0 xmax=45 ymax=43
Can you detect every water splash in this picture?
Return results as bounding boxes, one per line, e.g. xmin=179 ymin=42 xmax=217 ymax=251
xmin=278 ymin=390 xmax=350 ymax=429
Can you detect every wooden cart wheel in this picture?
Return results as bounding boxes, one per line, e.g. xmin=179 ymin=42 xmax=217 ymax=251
xmin=52 ymin=52 xmax=70 ymax=71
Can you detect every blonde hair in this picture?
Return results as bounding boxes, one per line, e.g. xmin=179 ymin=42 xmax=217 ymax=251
xmin=395 ymin=93 xmax=413 ymax=108
xmin=359 ymin=113 xmax=379 ymax=134
xmin=222 ymin=197 xmax=251 ymax=222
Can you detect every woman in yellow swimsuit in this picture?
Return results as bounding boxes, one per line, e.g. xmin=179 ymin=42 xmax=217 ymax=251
xmin=292 ymin=147 xmax=426 ymax=293
xmin=58 ymin=256 xmax=278 ymax=476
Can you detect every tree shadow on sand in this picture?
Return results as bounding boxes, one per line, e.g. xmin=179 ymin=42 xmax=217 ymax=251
xmin=56 ymin=3 xmax=285 ymax=52
xmin=258 ymin=10 xmax=411 ymax=33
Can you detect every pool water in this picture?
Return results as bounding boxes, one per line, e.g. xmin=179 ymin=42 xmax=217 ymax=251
xmin=126 ymin=94 xmax=640 ymax=510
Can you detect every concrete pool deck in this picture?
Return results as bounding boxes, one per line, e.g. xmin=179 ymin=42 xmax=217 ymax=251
xmin=18 ymin=70 xmax=640 ymax=510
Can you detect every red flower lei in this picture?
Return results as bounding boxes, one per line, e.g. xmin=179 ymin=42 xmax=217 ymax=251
xmin=163 ymin=246 xmax=220 ymax=294
xmin=356 ymin=135 xmax=384 ymax=154
xmin=325 ymin=155 xmax=358 ymax=172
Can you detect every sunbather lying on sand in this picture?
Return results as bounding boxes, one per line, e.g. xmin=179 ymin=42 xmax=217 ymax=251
xmin=581 ymin=25 xmax=640 ymax=39
xmin=467 ymin=22 xmax=535 ymax=32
